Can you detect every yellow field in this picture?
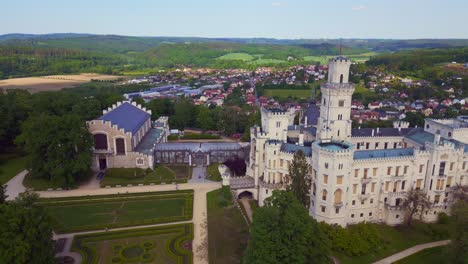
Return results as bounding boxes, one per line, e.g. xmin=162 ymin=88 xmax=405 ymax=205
xmin=0 ymin=73 xmax=122 ymax=93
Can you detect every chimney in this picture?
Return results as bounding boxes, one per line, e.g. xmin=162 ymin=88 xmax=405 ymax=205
xmin=304 ymin=116 xmax=308 ymax=127
xmin=434 ymin=133 xmax=441 ymax=145
xmin=377 ymin=127 xmax=380 ymax=135
xmin=371 ymin=129 xmax=375 ymax=137
xmin=283 ymin=130 xmax=288 ymax=143
xmin=299 ymin=132 xmax=304 ymax=146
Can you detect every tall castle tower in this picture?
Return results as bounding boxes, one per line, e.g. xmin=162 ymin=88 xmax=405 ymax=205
xmin=317 ymin=56 xmax=354 ymax=141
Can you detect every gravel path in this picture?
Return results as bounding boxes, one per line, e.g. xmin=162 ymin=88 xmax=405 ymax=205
xmin=372 ymin=240 xmax=451 ymax=264
xmin=4 ymin=169 xmax=27 ymax=201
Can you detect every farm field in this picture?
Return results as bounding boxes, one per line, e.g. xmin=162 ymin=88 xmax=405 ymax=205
xmin=217 ymin=53 xmax=255 ymax=61
xmin=72 ymin=224 xmax=193 ymax=264
xmin=40 ymin=190 xmax=193 ymax=233
xmin=263 ymin=89 xmax=313 ymax=98
xmin=0 ymin=73 xmax=121 ymax=93
xmin=303 ymin=52 xmax=378 ymax=64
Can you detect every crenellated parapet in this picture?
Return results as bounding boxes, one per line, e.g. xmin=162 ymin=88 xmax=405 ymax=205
xmin=103 ymin=101 xmax=152 ymax=116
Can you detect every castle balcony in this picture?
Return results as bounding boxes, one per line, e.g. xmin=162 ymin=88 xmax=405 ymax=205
xmin=259 ymin=178 xmax=284 ymax=189
xmin=390 ymin=175 xmax=406 ymax=180
xmin=437 ymin=174 xmax=447 ymax=178
xmin=384 ymin=203 xmax=403 ymax=211
xmin=333 ymin=202 xmax=344 ymax=208
xmin=93 ymin=148 xmax=113 ymax=154
xmin=361 ymin=177 xmax=374 ymax=184
xmin=433 ymin=189 xmax=445 ymax=194
xmin=389 ymin=191 xmax=406 ymax=198
xmin=359 ymin=193 xmax=371 ymax=200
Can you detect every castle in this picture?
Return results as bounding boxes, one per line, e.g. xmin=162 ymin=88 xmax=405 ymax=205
xmin=245 ymin=56 xmax=468 ymax=226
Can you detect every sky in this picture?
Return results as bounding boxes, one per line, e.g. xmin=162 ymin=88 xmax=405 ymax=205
xmin=1 ymin=0 xmax=467 ymax=39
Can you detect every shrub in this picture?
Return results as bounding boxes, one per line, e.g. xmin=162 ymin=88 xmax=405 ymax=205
xmin=438 ymin=212 xmax=450 ymax=224
xmin=106 ymin=168 xmax=146 ymax=179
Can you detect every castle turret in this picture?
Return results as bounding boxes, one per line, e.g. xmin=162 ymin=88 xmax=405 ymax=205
xmin=317 ymin=56 xmax=355 ymax=141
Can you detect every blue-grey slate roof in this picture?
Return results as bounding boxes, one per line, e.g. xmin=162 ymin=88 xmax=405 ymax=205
xmin=98 ymin=102 xmax=150 ymax=134
xmin=280 ymin=143 xmax=312 ymax=157
xmin=405 ymin=129 xmax=468 ymax=152
xmin=301 ymin=103 xmax=320 ymax=126
xmin=352 ymin=127 xmax=415 ymax=137
xmin=354 ymin=148 xmax=414 ymax=160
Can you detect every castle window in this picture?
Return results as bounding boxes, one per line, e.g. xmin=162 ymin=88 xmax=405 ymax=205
xmin=352 ymin=200 xmax=356 ymax=205
xmin=447 ymin=176 xmax=453 ymax=187
xmin=384 ymin=142 xmax=388 ymax=149
xmin=416 ymin=179 xmax=423 ymax=190
xmin=115 ymin=138 xmax=125 ymax=155
xmin=364 ymin=168 xmax=369 ymax=178
xmin=419 ymin=164 xmax=424 ymax=173
xmin=337 ymin=130 xmax=340 ymax=137
xmin=276 ymin=121 xmax=281 ymax=128
xmin=339 ymin=100 xmax=345 ymax=107
xmin=448 ymin=132 xmax=452 ymax=137
xmin=401 ymin=181 xmax=406 ymax=190
xmin=340 ymin=74 xmax=344 ymax=84
xmin=373 ymin=168 xmax=378 ymax=176
xmin=325 ymin=163 xmax=329 ymax=169
xmin=404 ymin=166 xmax=408 ymax=174
xmin=322 ymin=189 xmax=327 ymax=201
xmin=321 ymin=206 xmax=326 ymax=213
xmin=371 ymin=183 xmax=376 ymax=192
xmin=353 ymin=184 xmax=357 ymax=194
xmin=354 ymin=169 xmax=359 ymax=178
xmin=323 ymin=174 xmax=328 ymax=184
xmin=334 ymin=189 xmax=343 ymax=203
xmin=396 ymin=215 xmax=400 ymax=219
xmin=426 ymin=124 xmax=430 ymax=129
xmin=335 ymin=208 xmax=340 ymax=214
xmin=439 ymin=162 xmax=446 ymax=176
xmin=385 ymin=181 xmax=390 ymax=191
xmin=94 ymin=134 xmax=108 ymax=150
xmin=336 ymin=176 xmax=343 ymax=184
xmin=370 ymin=198 xmax=374 ymax=204
xmin=351 ymin=214 xmax=354 ymax=218
xmin=450 ymin=162 xmax=455 ymax=171
xmin=338 ymin=164 xmax=343 ymax=170
xmin=387 ymin=167 xmax=392 ymax=175
xmin=360 ymin=213 xmax=363 ymax=217
xmin=312 ymin=183 xmax=316 ymax=196
xmin=136 ymin=158 xmax=144 ymax=165
xmin=323 ymin=98 xmax=326 ymax=105
xmin=369 ymin=212 xmax=373 ymax=217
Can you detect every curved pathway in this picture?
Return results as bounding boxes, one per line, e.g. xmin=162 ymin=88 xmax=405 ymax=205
xmin=4 ymin=169 xmax=27 ymax=201
xmin=372 ymin=240 xmax=451 ymax=264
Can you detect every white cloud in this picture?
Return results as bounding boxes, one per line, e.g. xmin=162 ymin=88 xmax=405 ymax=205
xmin=351 ymin=5 xmax=367 ymax=11
xmin=272 ymin=2 xmax=287 ymax=7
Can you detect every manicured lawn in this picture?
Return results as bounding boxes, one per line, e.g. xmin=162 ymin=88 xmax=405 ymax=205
xmin=394 ymin=245 xmax=449 ymax=264
xmin=100 ymin=165 xmax=190 ymax=187
xmin=40 ymin=190 xmax=193 ymax=233
xmin=335 ymin=222 xmax=450 ymax=264
xmin=72 ymin=223 xmax=193 ymax=264
xmin=206 ymin=163 xmax=221 ymax=181
xmin=264 ymin=89 xmax=313 ymax=98
xmin=250 ymin=58 xmax=285 ymax=65
xmin=0 ymin=154 xmax=27 ymax=185
xmin=207 ymin=187 xmax=249 ymax=264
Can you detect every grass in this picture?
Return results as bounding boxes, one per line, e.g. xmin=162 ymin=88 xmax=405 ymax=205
xmin=394 ymin=245 xmax=449 ymax=264
xmin=217 ymin=53 xmax=255 ymax=61
xmin=303 ymin=52 xmax=378 ymax=64
xmin=23 ymin=170 xmax=94 ymax=190
xmin=250 ymin=58 xmax=286 ymax=65
xmin=40 ymin=191 xmax=193 ymax=233
xmin=100 ymin=165 xmax=191 ymax=187
xmin=72 ymin=223 xmax=193 ymax=264
xmin=335 ymin=222 xmax=451 ymax=264
xmin=207 ymin=187 xmax=249 ymax=264
xmin=263 ymin=89 xmax=313 ymax=98
xmin=207 ymin=163 xmax=222 ymax=181
xmin=303 ymin=55 xmax=334 ymax=65
xmin=0 ymin=154 xmax=27 ymax=185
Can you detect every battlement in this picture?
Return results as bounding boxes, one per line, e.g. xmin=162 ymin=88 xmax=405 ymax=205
xmin=103 ymin=101 xmax=152 ymax=116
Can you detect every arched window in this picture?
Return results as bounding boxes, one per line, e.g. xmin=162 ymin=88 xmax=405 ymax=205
xmin=312 ymin=183 xmax=316 ymax=196
xmin=94 ymin=134 xmax=108 ymax=150
xmin=448 ymin=132 xmax=452 ymax=138
xmin=322 ymin=189 xmax=327 ymax=201
xmin=115 ymin=138 xmax=125 ymax=155
xmin=340 ymin=74 xmax=344 ymax=83
xmin=334 ymin=189 xmax=343 ymax=204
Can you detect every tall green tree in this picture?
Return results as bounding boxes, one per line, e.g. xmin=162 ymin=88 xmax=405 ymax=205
xmin=16 ymin=114 xmax=93 ymax=188
xmin=449 ymin=201 xmax=468 ymax=264
xmin=288 ymin=150 xmax=311 ymax=208
xmin=243 ymin=190 xmax=330 ymax=264
xmin=171 ymin=98 xmax=196 ymax=130
xmin=196 ymin=105 xmax=215 ymax=131
xmin=0 ymin=185 xmax=7 ymax=204
xmin=0 ymin=191 xmax=55 ymax=263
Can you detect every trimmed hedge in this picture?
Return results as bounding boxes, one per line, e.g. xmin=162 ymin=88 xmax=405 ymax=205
xmin=72 ymin=224 xmax=194 ymax=264
xmin=180 ymin=134 xmax=221 ymax=140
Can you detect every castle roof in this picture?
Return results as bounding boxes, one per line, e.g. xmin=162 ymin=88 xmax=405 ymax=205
xmin=354 ymin=148 xmax=414 ymax=160
xmin=98 ymin=102 xmax=150 ymax=134
xmin=280 ymin=143 xmax=312 ymax=157
xmin=301 ymin=103 xmax=320 ymax=126
xmin=351 ymin=127 xmax=415 ymax=137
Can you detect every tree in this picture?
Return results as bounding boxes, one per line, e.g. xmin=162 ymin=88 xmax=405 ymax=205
xmin=0 ymin=185 xmax=7 ymax=204
xmin=196 ymin=106 xmax=214 ymax=131
xmin=288 ymin=150 xmax=311 ymax=208
xmin=16 ymin=114 xmax=93 ymax=188
xmin=402 ymin=188 xmax=431 ymax=226
xmin=0 ymin=191 xmax=55 ymax=263
xmin=450 ymin=184 xmax=468 ymax=203
xmin=448 ymin=201 xmax=468 ymax=264
xmin=171 ymin=98 xmax=196 ymax=130
xmin=243 ymin=191 xmax=330 ymax=264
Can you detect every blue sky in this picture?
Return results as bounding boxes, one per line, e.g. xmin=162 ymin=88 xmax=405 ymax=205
xmin=2 ymin=0 xmax=467 ymax=39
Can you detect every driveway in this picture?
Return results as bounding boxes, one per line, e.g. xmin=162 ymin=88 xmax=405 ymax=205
xmin=4 ymin=169 xmax=27 ymax=201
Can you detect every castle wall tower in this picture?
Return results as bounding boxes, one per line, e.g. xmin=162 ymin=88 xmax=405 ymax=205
xmin=317 ymin=56 xmax=355 ymax=141
xmin=260 ymin=107 xmax=296 ymax=141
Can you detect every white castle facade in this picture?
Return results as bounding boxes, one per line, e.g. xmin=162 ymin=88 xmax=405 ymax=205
xmin=244 ymin=56 xmax=468 ymax=226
